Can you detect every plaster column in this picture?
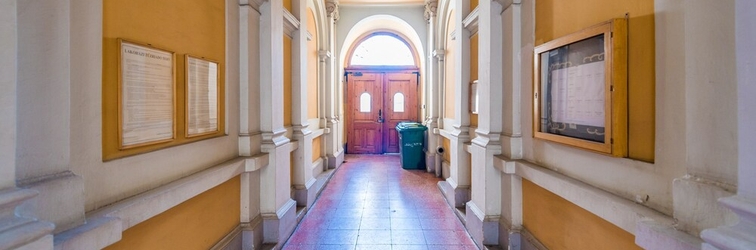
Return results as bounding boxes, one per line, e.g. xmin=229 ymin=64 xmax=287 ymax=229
xmin=324 ymin=0 xmax=344 ymax=169
xmin=239 ymin=0 xmax=263 ymax=157
xmin=467 ymin=1 xmax=505 ymax=247
xmin=438 ymin=0 xmax=472 ymax=212
xmin=14 ymin=0 xmax=86 ymax=236
xmin=238 ymin=1 xmax=265 ymax=248
xmin=498 ymin=0 xmax=528 ymax=248
xmin=0 ymin=1 xmax=54 ymax=248
xmin=290 ymin=0 xmax=319 ymax=209
xmin=429 ymin=49 xmax=445 ymax=176
xmin=258 ymin=0 xmax=297 ymax=245
xmin=701 ymin=0 xmax=756 ymax=248
xmin=671 ymin=0 xmax=738 ymax=238
xmin=423 ymin=0 xmax=441 ymax=174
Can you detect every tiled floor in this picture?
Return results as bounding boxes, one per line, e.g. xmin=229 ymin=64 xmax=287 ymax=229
xmin=282 ymin=154 xmax=478 ymax=250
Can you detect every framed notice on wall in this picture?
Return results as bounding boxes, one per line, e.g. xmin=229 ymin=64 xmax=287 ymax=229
xmin=185 ymin=55 xmax=220 ymax=137
xmin=118 ymin=39 xmax=176 ymax=149
xmin=533 ymin=19 xmax=628 ymax=157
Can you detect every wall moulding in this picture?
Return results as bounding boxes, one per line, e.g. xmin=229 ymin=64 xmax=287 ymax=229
xmin=462 ymin=6 xmax=479 ymax=34
xmin=54 ymin=155 xmax=269 ymax=249
xmin=283 ymin=9 xmax=300 ymax=38
xmin=493 ymin=155 xmax=673 ymax=235
xmin=239 ymin=0 xmax=267 ymax=12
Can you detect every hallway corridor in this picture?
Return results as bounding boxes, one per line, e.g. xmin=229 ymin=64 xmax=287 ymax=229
xmin=282 ymin=155 xmax=477 ymax=250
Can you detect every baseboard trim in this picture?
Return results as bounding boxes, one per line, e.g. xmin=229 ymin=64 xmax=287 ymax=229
xmin=211 ymin=225 xmax=242 ymax=250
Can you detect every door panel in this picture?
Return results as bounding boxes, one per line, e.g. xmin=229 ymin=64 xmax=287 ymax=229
xmin=347 ymin=73 xmax=383 ymax=154
xmin=346 ymin=70 xmax=419 ymax=154
xmin=384 ymin=73 xmax=418 ymax=153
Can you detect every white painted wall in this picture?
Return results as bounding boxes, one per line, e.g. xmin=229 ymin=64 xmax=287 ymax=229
xmin=65 ymin=0 xmax=241 ymax=212
xmin=0 ymin=0 xmax=17 ymax=190
xmin=736 ymin=0 xmax=756 ymax=202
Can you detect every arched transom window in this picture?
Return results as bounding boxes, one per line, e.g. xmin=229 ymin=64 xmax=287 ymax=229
xmin=350 ymin=34 xmax=415 ymax=66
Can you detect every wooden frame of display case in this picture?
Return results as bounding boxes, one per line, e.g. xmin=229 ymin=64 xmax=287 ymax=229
xmin=533 ymin=19 xmax=628 ymax=157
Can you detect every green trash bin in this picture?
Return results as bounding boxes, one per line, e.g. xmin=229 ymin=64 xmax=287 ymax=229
xmin=396 ymin=122 xmax=427 ymax=170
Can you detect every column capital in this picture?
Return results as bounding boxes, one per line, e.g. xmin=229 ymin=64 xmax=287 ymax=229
xmin=424 ymin=0 xmax=438 ymax=21
xmin=433 ymin=49 xmax=445 ymax=61
xmin=325 ymin=0 xmax=340 ymax=21
xmin=318 ymin=50 xmax=332 ymax=61
xmin=239 ymin=0 xmax=266 ymax=12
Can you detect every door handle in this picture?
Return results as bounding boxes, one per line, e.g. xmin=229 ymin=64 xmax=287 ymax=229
xmin=377 ymin=109 xmax=384 ymax=123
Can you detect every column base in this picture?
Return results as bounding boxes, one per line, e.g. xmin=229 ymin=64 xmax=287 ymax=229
xmin=425 ymin=152 xmax=442 ymax=175
xmin=635 ymin=220 xmax=702 ymax=250
xmin=262 ymin=199 xmax=297 ymax=246
xmin=438 ymin=180 xmax=470 ymax=209
xmin=240 ymin=215 xmax=264 ymax=250
xmin=465 ymin=202 xmax=499 ymax=248
xmin=673 ymin=176 xmax=737 ymax=235
xmin=17 ymin=172 xmax=85 ymax=234
xmin=294 ymin=164 xmax=335 ymax=209
xmin=0 ymin=188 xmax=55 ymax=250
xmin=498 ymin=219 xmax=530 ymax=250
xmin=327 ymin=150 xmax=344 ymax=169
xmin=701 ymin=196 xmax=756 ymax=250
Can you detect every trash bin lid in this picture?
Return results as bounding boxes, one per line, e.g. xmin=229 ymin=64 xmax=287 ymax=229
xmin=396 ymin=122 xmax=427 ymax=131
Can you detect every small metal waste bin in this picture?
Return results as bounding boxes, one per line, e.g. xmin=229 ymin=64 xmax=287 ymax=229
xmin=395 ymin=122 xmax=427 ymax=170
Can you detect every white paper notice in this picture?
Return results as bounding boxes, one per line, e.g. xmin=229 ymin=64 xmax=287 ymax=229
xmin=120 ymin=42 xmax=174 ymax=147
xmin=186 ymin=57 xmax=219 ymax=136
xmin=550 ymin=61 xmax=605 ymax=127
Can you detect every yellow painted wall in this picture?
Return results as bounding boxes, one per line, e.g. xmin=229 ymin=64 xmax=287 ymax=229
xmin=471 ymin=0 xmax=479 ymax=10
xmin=444 ymin=10 xmax=456 ymax=119
xmin=522 ymin=179 xmax=641 ymax=250
xmin=442 ymin=138 xmax=451 ymax=162
xmin=469 ymin=33 xmax=479 ymax=127
xmin=312 ymin=136 xmax=322 ymax=163
xmin=106 ymin=176 xmax=241 ymax=250
xmin=307 ymin=10 xmax=319 ymax=119
xmin=535 ymin=0 xmax=655 ymax=162
xmin=283 ymin=0 xmax=292 ymax=12
xmin=284 ymin=35 xmax=293 ymax=126
xmin=102 ymin=0 xmax=226 ymax=160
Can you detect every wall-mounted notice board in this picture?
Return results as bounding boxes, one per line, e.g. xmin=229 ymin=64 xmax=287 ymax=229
xmin=185 ymin=55 xmax=220 ymax=137
xmin=533 ymin=19 xmax=628 ymax=157
xmin=118 ymin=39 xmax=176 ymax=149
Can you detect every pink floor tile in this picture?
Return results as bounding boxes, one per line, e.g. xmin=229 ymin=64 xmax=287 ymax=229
xmin=282 ymin=155 xmax=478 ymax=250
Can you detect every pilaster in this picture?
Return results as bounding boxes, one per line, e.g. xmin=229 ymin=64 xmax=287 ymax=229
xmin=499 ymin=0 xmax=524 ymax=159
xmin=0 ymin=2 xmax=55 ymax=248
xmin=288 ymin=0 xmax=318 ymax=210
xmin=439 ymin=132 xmax=472 ymax=213
xmin=0 ymin=0 xmax=16 ymax=190
xmin=325 ymin=0 xmax=344 ymax=169
xmin=438 ymin=0 xmax=473 ymax=214
xmin=453 ymin=0 xmax=471 ymax=130
xmin=258 ymin=0 xmax=297 ymax=245
xmin=498 ymin=2 xmax=528 ymax=247
xmin=15 ymin=0 xmax=86 ymax=235
xmin=424 ymin=0 xmax=440 ymax=173
xmin=239 ymin=0 xmax=263 ymax=156
xmin=671 ymin=0 xmax=738 ymax=239
xmin=465 ymin=1 xmax=507 ymax=247
xmin=701 ymin=0 xmax=756 ymax=249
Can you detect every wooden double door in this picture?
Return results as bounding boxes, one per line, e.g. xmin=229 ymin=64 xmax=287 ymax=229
xmin=346 ymin=70 xmax=419 ymax=154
